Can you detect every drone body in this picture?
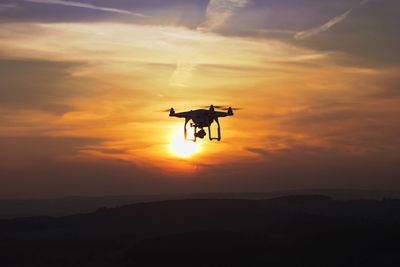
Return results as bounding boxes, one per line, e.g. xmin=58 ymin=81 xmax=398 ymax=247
xmin=168 ymin=105 xmax=237 ymax=142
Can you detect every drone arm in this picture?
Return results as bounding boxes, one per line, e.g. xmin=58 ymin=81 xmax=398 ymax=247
xmin=174 ymin=111 xmax=191 ymax=118
xmin=214 ymin=111 xmax=230 ymax=117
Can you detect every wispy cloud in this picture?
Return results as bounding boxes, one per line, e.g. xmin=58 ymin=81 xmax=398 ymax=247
xmin=0 ymin=3 xmax=20 ymax=12
xmin=25 ymin=0 xmax=144 ymax=17
xmin=169 ymin=59 xmax=198 ymax=88
xmin=197 ymin=0 xmax=249 ymax=32
xmin=360 ymin=0 xmax=370 ymax=5
xmin=294 ymin=9 xmax=352 ymax=40
xmin=171 ymin=0 xmax=249 ymax=87
xmin=294 ymin=0 xmax=370 ymax=40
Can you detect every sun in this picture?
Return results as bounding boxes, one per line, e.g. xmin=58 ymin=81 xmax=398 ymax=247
xmin=169 ymin=131 xmax=201 ymax=158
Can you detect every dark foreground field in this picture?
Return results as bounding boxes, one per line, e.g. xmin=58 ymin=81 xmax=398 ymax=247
xmin=1 ymin=195 xmax=400 ymax=266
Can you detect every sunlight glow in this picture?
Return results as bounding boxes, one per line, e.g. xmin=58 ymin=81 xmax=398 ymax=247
xmin=169 ymin=131 xmax=201 ymax=158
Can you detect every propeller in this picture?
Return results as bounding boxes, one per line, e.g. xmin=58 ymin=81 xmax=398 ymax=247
xmin=159 ymin=108 xmax=172 ymax=112
xmin=201 ymin=105 xmax=243 ymax=110
xmin=222 ymin=107 xmax=242 ymax=111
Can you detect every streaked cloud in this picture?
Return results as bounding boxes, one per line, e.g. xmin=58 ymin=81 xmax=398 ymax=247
xmin=294 ymin=0 xmax=372 ymax=41
xmin=0 ymin=59 xmax=83 ymax=113
xmin=360 ymin=0 xmax=370 ymax=5
xmin=294 ymin=9 xmax=352 ymax=40
xmin=171 ymin=0 xmax=249 ymax=87
xmin=0 ymin=3 xmax=19 ymax=12
xmin=198 ymin=0 xmax=249 ymax=32
xmin=25 ymin=0 xmax=145 ymax=17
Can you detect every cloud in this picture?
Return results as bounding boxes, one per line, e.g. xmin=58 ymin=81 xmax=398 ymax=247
xmin=171 ymin=0 xmax=249 ymax=87
xmin=169 ymin=59 xmax=198 ymax=87
xmin=25 ymin=0 xmax=145 ymax=17
xmin=294 ymin=0 xmax=372 ymax=41
xmin=0 ymin=59 xmax=86 ymax=113
xmin=0 ymin=3 xmax=19 ymax=12
xmin=294 ymin=9 xmax=352 ymax=40
xmin=197 ymin=0 xmax=249 ymax=32
xmin=0 ymin=136 xmax=164 ymax=198
xmin=360 ymin=0 xmax=370 ymax=5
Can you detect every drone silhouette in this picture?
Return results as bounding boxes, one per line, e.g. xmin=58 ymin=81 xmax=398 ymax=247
xmin=164 ymin=105 xmax=239 ymax=142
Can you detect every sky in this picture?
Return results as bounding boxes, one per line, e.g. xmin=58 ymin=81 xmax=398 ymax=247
xmin=0 ymin=0 xmax=399 ymax=198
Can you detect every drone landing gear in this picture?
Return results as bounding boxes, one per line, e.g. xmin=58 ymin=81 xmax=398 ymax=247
xmin=184 ymin=118 xmax=192 ymax=141
xmin=208 ymin=118 xmax=221 ymax=141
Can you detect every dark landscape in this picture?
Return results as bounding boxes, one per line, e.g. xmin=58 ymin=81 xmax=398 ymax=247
xmin=3 ymin=190 xmax=400 ymax=219
xmin=2 ymin=194 xmax=400 ymax=266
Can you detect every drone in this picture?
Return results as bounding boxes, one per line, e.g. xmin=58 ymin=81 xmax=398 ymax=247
xmin=165 ymin=105 xmax=239 ymax=142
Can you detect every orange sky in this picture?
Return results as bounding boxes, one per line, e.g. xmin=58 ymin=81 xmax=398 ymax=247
xmin=0 ymin=0 xmax=399 ymax=198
